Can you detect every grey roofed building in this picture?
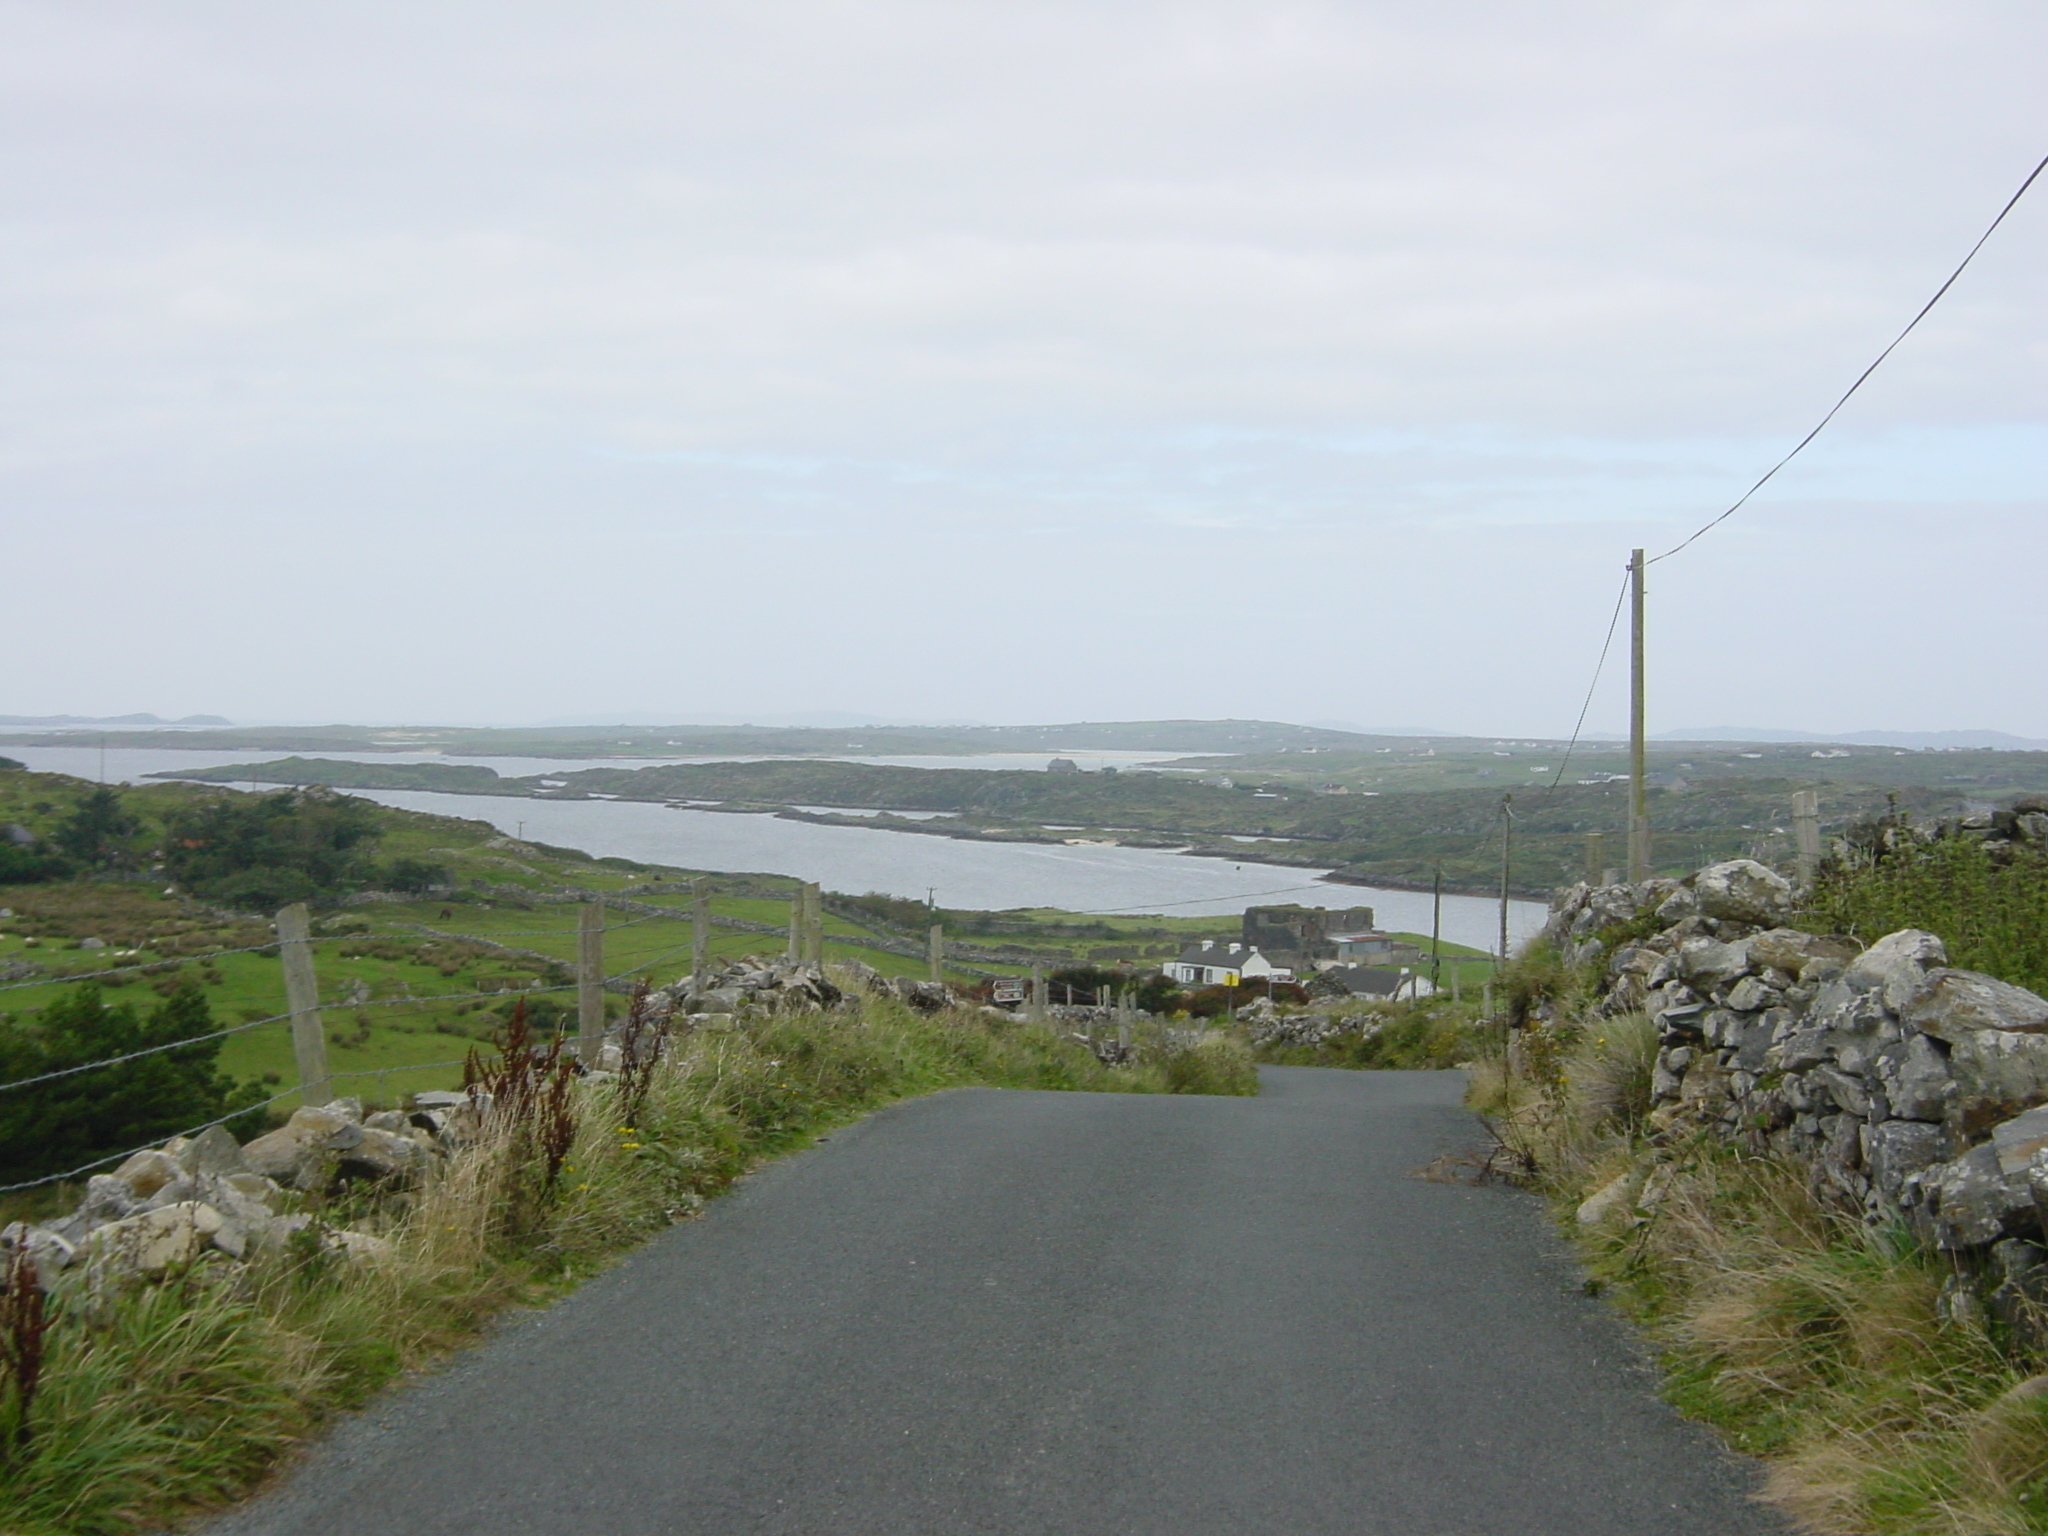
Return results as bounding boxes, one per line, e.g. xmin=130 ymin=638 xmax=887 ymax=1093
xmin=1328 ymin=931 xmax=1424 ymax=965
xmin=1309 ymin=964 xmax=1434 ymax=1000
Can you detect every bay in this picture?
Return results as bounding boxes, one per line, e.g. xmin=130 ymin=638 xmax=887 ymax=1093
xmin=4 ymin=746 xmax=1548 ymax=950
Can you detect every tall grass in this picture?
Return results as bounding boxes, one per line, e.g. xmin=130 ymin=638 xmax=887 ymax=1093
xmin=0 ymin=989 xmax=1256 ymax=1535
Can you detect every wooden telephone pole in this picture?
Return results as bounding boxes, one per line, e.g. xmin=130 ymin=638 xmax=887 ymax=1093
xmin=1430 ymin=864 xmax=1443 ymax=996
xmin=1497 ymin=796 xmax=1513 ymax=964
xmin=1628 ymin=548 xmax=1651 ymax=882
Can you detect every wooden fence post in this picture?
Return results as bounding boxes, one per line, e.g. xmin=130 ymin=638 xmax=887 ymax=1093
xmin=805 ymin=883 xmax=825 ymax=966
xmin=787 ymin=888 xmax=803 ymax=961
xmin=928 ymin=923 xmax=944 ymax=984
xmin=1028 ymin=965 xmax=1045 ymax=1023
xmin=691 ymin=880 xmax=709 ymax=979
xmin=578 ymin=902 xmax=604 ymax=1070
xmin=1792 ymin=790 xmax=1822 ymax=884
xmin=275 ymin=903 xmax=332 ymax=1107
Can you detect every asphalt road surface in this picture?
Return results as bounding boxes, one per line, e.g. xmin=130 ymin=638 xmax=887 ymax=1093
xmin=206 ymin=1068 xmax=1786 ymax=1536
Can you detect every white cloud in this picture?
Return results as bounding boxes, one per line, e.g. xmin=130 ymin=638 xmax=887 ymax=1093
xmin=3 ymin=0 xmax=2044 ymax=731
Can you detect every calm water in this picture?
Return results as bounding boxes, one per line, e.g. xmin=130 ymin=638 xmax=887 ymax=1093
xmin=6 ymin=746 xmax=1547 ymax=949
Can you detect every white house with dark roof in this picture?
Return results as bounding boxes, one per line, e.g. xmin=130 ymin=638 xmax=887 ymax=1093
xmin=1163 ymin=940 xmax=1292 ymax=988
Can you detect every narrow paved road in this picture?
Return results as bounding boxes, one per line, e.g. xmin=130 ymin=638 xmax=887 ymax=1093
xmin=209 ymin=1069 xmax=1784 ymax=1535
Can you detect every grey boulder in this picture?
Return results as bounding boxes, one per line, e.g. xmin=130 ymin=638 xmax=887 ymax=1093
xmin=1864 ymin=1119 xmax=1953 ymax=1205
xmin=1842 ymin=930 xmax=1947 ymax=1006
xmin=1676 ymin=937 xmax=1752 ymax=991
xmin=1928 ymin=1145 xmax=2035 ymax=1250
xmin=1748 ymin=928 xmax=1859 ymax=979
xmin=1902 ymin=969 xmax=2048 ymax=1042
xmin=1690 ymin=860 xmax=1794 ymax=926
xmin=1946 ymin=1029 xmax=2048 ymax=1139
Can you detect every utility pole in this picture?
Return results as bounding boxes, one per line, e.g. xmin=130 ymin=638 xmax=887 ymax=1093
xmin=1498 ymin=795 xmax=1513 ymax=964
xmin=578 ymin=902 xmax=604 ymax=1070
xmin=275 ymin=903 xmax=331 ymax=1107
xmin=1430 ymin=864 xmax=1443 ymax=996
xmin=1628 ymin=547 xmax=1651 ymax=882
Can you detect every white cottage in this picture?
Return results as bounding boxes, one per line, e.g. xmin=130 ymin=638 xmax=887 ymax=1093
xmin=1163 ymin=940 xmax=1292 ymax=987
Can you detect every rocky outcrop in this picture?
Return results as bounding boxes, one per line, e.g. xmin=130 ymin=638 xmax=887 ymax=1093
xmin=1 ymin=1095 xmax=454 ymax=1285
xmin=1238 ymin=997 xmax=1363 ymax=1051
xmin=1550 ymin=859 xmax=2048 ymax=1258
xmin=652 ymin=955 xmax=967 ymax=1024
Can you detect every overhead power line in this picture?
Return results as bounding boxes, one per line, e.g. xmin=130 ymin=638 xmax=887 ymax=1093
xmin=1648 ymin=149 xmax=2048 ymax=566
xmin=1547 ymin=569 xmax=1633 ymax=792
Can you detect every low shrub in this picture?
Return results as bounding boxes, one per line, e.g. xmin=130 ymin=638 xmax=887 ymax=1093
xmin=1806 ymin=827 xmax=2048 ymax=997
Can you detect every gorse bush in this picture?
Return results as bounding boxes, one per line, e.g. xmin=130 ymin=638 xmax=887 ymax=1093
xmin=1806 ymin=829 xmax=2048 ymax=997
xmin=0 ymin=988 xmax=1255 ymax=1535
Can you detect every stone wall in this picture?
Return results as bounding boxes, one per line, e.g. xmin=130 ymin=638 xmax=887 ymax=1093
xmin=1549 ymin=860 xmax=2048 ymax=1265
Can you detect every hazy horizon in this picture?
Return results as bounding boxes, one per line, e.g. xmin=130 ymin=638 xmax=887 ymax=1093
xmin=7 ymin=710 xmax=2047 ymax=753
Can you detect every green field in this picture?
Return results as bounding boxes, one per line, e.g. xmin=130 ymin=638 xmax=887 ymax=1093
xmin=1 ymin=763 xmax=1502 ymax=1134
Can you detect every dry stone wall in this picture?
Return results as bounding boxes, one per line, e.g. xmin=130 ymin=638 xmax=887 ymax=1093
xmin=1550 ymin=860 xmax=2048 ymax=1269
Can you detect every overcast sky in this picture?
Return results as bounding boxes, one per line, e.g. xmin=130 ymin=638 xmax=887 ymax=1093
xmin=5 ymin=1 xmax=2044 ymax=737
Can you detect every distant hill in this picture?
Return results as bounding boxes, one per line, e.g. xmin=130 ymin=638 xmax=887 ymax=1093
xmin=0 ymin=712 xmax=231 ymax=727
xmin=1303 ymin=721 xmax=1465 ymax=738
xmin=1660 ymin=727 xmax=2048 ymax=750
xmin=534 ymin=712 xmax=989 ymax=729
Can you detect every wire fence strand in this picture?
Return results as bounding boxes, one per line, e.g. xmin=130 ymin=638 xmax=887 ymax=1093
xmin=0 ymin=933 xmax=718 ymax=1097
xmin=0 ymin=1010 xmax=296 ymax=1096
xmin=0 ymin=940 xmax=285 ymax=994
xmin=0 ymin=1085 xmax=304 ymax=1195
xmin=0 ymin=906 xmax=681 ymax=999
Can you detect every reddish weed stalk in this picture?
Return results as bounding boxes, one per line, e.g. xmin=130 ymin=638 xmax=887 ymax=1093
xmin=465 ymin=999 xmax=579 ymax=1195
xmin=0 ymin=1250 xmax=48 ymax=1457
xmin=615 ymin=983 xmax=671 ymax=1131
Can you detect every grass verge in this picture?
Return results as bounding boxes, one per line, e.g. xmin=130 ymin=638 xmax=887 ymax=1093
xmin=1467 ymin=960 xmax=2048 ymax=1536
xmin=0 ymin=989 xmax=1255 ymax=1535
